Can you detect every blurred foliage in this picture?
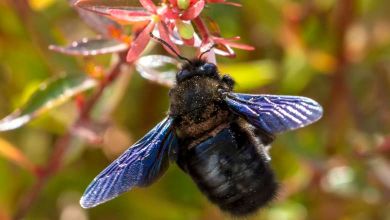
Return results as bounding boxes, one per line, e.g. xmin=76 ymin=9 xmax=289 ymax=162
xmin=0 ymin=0 xmax=390 ymax=220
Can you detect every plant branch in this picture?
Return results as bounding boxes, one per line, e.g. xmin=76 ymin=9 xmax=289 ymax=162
xmin=325 ymin=0 xmax=355 ymax=153
xmin=13 ymin=133 xmax=71 ymax=220
xmin=13 ymin=52 xmax=128 ymax=220
xmin=80 ymin=52 xmax=128 ymax=119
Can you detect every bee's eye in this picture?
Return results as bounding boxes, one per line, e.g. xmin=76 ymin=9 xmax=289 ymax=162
xmin=199 ymin=63 xmax=217 ymax=77
xmin=177 ymin=69 xmax=192 ymax=82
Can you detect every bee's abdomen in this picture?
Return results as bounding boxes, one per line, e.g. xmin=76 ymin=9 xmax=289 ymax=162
xmin=177 ymin=122 xmax=278 ymax=216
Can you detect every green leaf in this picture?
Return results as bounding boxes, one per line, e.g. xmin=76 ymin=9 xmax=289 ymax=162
xmin=49 ymin=38 xmax=128 ymax=56
xmin=0 ymin=75 xmax=97 ymax=131
xmin=177 ymin=0 xmax=190 ymax=10
xmin=176 ymin=20 xmax=195 ymax=40
xmin=219 ymin=60 xmax=276 ymax=91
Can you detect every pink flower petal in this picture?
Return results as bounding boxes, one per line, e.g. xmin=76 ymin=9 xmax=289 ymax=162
xmin=222 ymin=41 xmax=254 ymax=50
xmin=213 ymin=36 xmax=254 ymax=50
xmin=164 ymin=7 xmax=180 ymax=19
xmin=192 ymin=17 xmax=210 ymax=40
xmin=139 ymin=0 xmax=157 ymax=13
xmin=157 ymin=23 xmax=181 ymax=57
xmin=214 ymin=44 xmax=236 ymax=57
xmin=180 ymin=0 xmax=205 ymax=20
xmin=127 ymin=21 xmax=155 ymax=62
xmin=213 ymin=36 xmax=240 ymax=41
xmin=168 ymin=0 xmax=177 ymax=7
xmin=221 ymin=2 xmax=242 ymax=7
xmin=108 ymin=8 xmax=151 ymax=22
xmin=182 ymin=37 xmax=195 ymax=46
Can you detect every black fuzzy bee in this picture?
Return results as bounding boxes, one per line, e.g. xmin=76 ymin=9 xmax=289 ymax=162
xmin=80 ymin=36 xmax=323 ymax=216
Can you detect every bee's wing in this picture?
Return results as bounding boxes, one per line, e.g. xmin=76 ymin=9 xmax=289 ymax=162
xmin=80 ymin=117 xmax=177 ymax=208
xmin=224 ymin=93 xmax=323 ymax=134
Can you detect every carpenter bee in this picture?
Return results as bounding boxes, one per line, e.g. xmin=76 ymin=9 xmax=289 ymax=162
xmin=80 ymin=35 xmax=323 ymax=216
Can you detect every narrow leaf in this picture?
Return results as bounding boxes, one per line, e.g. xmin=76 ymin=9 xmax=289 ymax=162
xmin=75 ymin=1 xmax=151 ymax=24
xmin=0 ymin=75 xmax=97 ymax=131
xmin=69 ymin=0 xmax=122 ymax=38
xmin=0 ymin=137 xmax=36 ymax=174
xmin=49 ymin=38 xmax=128 ymax=56
xmin=106 ymin=8 xmax=151 ymax=23
xmin=75 ymin=0 xmax=141 ymax=8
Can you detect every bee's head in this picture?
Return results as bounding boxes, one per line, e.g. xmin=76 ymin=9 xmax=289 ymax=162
xmin=176 ymin=60 xmax=219 ymax=83
xmin=148 ymin=32 xmax=232 ymax=87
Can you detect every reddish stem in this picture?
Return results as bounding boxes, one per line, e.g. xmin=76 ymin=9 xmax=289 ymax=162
xmin=325 ymin=0 xmax=355 ymax=153
xmin=13 ymin=53 xmax=128 ymax=220
xmin=80 ymin=52 xmax=127 ymax=119
xmin=13 ymin=133 xmax=71 ymax=220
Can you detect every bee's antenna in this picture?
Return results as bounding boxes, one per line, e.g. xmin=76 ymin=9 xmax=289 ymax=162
xmin=149 ymin=33 xmax=192 ymax=64
xmin=199 ymin=44 xmax=217 ymax=60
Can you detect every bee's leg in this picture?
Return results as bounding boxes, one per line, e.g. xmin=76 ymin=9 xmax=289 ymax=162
xmin=221 ymin=75 xmax=235 ymax=89
xmin=254 ymin=128 xmax=275 ymax=146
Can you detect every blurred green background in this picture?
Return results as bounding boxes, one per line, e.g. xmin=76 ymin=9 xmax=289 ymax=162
xmin=1 ymin=0 xmax=390 ymax=219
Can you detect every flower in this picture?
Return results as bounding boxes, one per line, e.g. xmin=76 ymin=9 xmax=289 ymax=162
xmin=166 ymin=0 xmax=205 ymax=20
xmin=193 ymin=17 xmax=254 ymax=58
xmin=75 ymin=0 xmax=252 ymax=62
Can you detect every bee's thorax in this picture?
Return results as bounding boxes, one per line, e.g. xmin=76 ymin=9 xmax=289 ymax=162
xmin=169 ymin=62 xmax=234 ymax=139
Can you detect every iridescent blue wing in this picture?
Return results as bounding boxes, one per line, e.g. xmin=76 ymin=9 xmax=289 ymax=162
xmin=224 ymin=93 xmax=323 ymax=134
xmin=80 ymin=117 xmax=177 ymax=208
